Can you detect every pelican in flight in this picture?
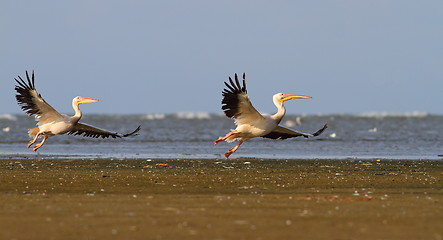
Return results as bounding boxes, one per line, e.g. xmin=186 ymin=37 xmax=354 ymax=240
xmin=214 ymin=73 xmax=327 ymax=158
xmin=14 ymin=71 xmax=141 ymax=151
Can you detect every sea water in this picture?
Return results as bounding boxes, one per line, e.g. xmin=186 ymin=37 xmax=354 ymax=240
xmin=0 ymin=113 xmax=441 ymax=160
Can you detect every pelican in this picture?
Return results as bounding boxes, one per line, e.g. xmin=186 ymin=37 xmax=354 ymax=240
xmin=214 ymin=73 xmax=327 ymax=158
xmin=14 ymin=71 xmax=141 ymax=151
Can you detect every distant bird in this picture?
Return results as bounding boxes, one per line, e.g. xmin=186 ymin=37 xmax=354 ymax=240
xmin=368 ymin=127 xmax=377 ymax=133
xmin=14 ymin=71 xmax=140 ymax=151
xmin=214 ymin=73 xmax=327 ymax=158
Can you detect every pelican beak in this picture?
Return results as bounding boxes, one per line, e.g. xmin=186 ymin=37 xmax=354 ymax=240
xmin=281 ymin=94 xmax=312 ymax=102
xmin=78 ymin=97 xmax=99 ymax=104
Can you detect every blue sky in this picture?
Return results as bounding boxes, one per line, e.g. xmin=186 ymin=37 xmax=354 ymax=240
xmin=1 ymin=0 xmax=442 ymax=115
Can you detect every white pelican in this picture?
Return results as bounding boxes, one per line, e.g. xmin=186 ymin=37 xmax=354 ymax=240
xmin=15 ymin=71 xmax=141 ymax=151
xmin=214 ymin=73 xmax=327 ymax=158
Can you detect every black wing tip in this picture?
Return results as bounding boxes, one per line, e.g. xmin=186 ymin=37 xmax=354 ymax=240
xmin=122 ymin=125 xmax=141 ymax=137
xmin=67 ymin=125 xmax=141 ymax=139
xmin=14 ymin=70 xmax=41 ymax=116
xmin=15 ymin=70 xmax=36 ymax=90
xmin=220 ymin=72 xmax=248 ymax=118
xmin=25 ymin=70 xmax=34 ymax=88
xmin=242 ymin=72 xmax=246 ymax=92
xmin=312 ymin=122 xmax=328 ymax=136
xmin=223 ymin=72 xmax=247 ymax=94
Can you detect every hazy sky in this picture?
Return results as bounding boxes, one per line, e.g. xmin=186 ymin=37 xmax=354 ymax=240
xmin=1 ymin=0 xmax=442 ymax=115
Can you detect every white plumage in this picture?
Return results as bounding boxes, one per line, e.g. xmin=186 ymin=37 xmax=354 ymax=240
xmin=214 ymin=73 xmax=327 ymax=158
xmin=15 ymin=71 xmax=140 ymax=151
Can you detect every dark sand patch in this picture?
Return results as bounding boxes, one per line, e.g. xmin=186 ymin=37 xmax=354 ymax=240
xmin=0 ymin=158 xmax=441 ymax=240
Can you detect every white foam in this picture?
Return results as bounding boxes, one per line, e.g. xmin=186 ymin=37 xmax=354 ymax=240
xmin=0 ymin=114 xmax=17 ymax=121
xmin=175 ymin=112 xmax=211 ymax=119
xmin=143 ymin=113 xmax=166 ymax=120
xmin=358 ymin=111 xmax=428 ymax=118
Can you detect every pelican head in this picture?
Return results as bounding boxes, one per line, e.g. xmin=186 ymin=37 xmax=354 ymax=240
xmin=275 ymin=93 xmax=312 ymax=102
xmin=73 ymin=96 xmax=99 ymax=105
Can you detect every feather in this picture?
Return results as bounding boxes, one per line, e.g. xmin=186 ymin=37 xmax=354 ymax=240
xmin=67 ymin=123 xmax=141 ymax=139
xmin=262 ymin=123 xmax=328 ymax=140
xmin=221 ymin=73 xmax=263 ymax=123
xmin=14 ymin=71 xmax=64 ymax=123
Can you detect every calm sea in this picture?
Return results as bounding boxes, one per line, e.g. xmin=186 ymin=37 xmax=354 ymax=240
xmin=0 ymin=112 xmax=441 ymax=160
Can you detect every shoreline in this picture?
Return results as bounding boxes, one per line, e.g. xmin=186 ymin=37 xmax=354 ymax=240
xmin=1 ymin=158 xmax=442 ymax=239
xmin=1 ymin=153 xmax=442 ymax=161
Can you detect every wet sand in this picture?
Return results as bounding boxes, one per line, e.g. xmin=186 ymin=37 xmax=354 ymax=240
xmin=0 ymin=158 xmax=441 ymax=240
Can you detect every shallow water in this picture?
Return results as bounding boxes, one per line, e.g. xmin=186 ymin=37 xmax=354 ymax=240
xmin=0 ymin=113 xmax=442 ymax=160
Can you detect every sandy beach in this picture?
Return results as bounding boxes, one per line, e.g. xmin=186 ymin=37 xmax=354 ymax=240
xmin=0 ymin=158 xmax=441 ymax=240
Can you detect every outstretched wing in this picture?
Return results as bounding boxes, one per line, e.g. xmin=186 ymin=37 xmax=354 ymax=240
xmin=67 ymin=123 xmax=141 ymax=139
xmin=221 ymin=73 xmax=264 ymax=125
xmin=14 ymin=71 xmax=64 ymax=123
xmin=262 ymin=123 xmax=328 ymax=140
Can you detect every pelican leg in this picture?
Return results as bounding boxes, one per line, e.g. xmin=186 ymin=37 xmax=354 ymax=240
xmin=33 ymin=135 xmax=49 ymax=152
xmin=27 ymin=133 xmax=41 ymax=148
xmin=214 ymin=131 xmax=237 ymax=145
xmin=224 ymin=139 xmax=244 ymax=159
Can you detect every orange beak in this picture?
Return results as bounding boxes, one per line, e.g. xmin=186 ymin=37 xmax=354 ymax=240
xmin=78 ymin=97 xmax=99 ymax=104
xmin=281 ymin=94 xmax=312 ymax=102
